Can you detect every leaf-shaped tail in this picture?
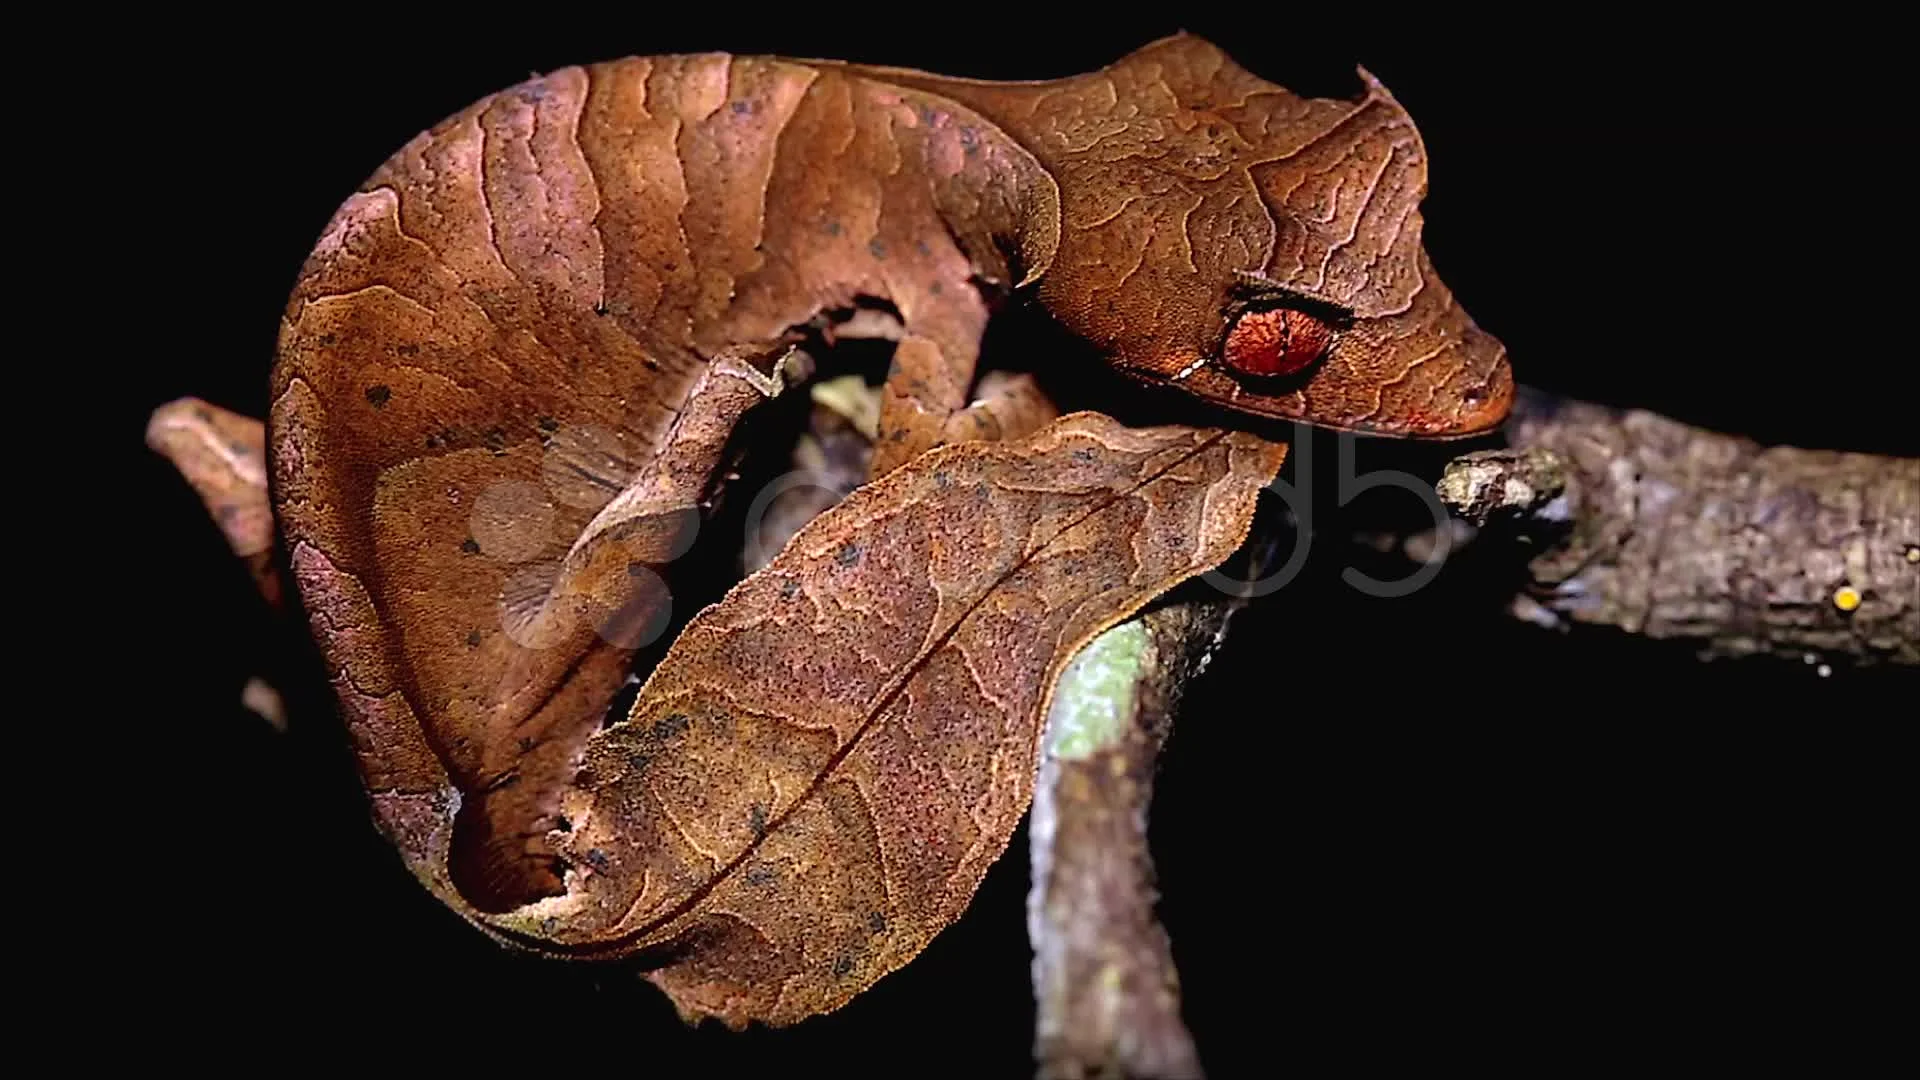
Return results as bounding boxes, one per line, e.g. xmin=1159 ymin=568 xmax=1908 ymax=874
xmin=486 ymin=411 xmax=1287 ymax=1027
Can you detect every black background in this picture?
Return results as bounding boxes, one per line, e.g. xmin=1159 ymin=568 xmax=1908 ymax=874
xmin=119 ymin=11 xmax=1910 ymax=1072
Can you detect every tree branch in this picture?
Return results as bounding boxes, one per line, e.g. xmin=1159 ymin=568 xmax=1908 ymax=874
xmin=1438 ymin=387 xmax=1918 ymax=666
xmin=1027 ymin=384 xmax=1917 ymax=1077
xmin=1030 ymin=599 xmax=1240 ymax=1080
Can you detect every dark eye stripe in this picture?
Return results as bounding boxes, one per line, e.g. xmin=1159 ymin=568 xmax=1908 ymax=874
xmin=1227 ymin=274 xmax=1358 ymax=328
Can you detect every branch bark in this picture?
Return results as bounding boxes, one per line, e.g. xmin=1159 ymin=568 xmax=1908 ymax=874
xmin=1438 ymin=387 xmax=1918 ymax=666
xmin=1029 ymin=599 xmax=1240 ymax=1080
xmin=1028 ymin=384 xmax=1916 ymax=1076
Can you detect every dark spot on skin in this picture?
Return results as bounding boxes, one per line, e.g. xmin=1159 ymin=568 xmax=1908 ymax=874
xmin=745 ymin=863 xmax=776 ymax=886
xmin=1071 ymin=448 xmax=1095 ymax=463
xmin=731 ymin=100 xmax=752 ymax=115
xmin=517 ymin=736 xmax=535 ymax=753
xmin=425 ymin=434 xmax=439 ymax=449
xmin=217 ymin=505 xmax=237 ymax=522
xmin=933 ymin=470 xmax=951 ymax=489
xmin=888 ymin=428 xmax=906 ymax=443
xmin=928 ymin=281 xmax=943 ymax=296
xmin=542 ymin=916 xmax=559 ymax=934
xmin=365 ymin=385 xmax=391 ymax=408
xmin=575 ymin=768 xmax=598 ymax=787
xmin=867 ymin=911 xmax=887 ymax=933
xmin=461 ymin=537 xmax=481 ymax=555
xmin=833 ymin=955 xmax=855 ymax=978
xmin=318 ymin=333 xmax=337 ymax=346
xmin=484 ymin=427 xmax=508 ymax=455
xmin=538 ymin=416 xmax=559 ymax=432
xmin=959 ymin=126 xmax=979 ymax=155
xmin=869 ymin=238 xmax=888 ymax=260
xmin=627 ymin=562 xmax=652 ymax=577
xmin=836 ymin=542 xmax=862 ymax=567
xmin=441 ymin=428 xmax=458 ymax=447
xmin=194 ymin=407 xmax=213 ymax=423
xmin=624 ymin=752 xmax=648 ymax=774
xmin=780 ymin=578 xmax=801 ymax=600
xmin=916 ymin=239 xmax=932 ymax=257
xmin=466 ymin=629 xmax=482 ymax=647
xmin=585 ymin=848 xmax=611 ymax=872
xmin=652 ymin=712 xmax=690 ymax=740
xmin=642 ymin=358 xmax=660 ymax=372
xmin=395 ymin=342 xmax=420 ymax=356
xmin=824 ymin=220 xmax=842 ymax=237
xmin=593 ymin=301 xmax=610 ymax=316
xmin=748 ymin=803 xmax=768 ymax=838
xmin=554 ymin=816 xmax=571 ymax=833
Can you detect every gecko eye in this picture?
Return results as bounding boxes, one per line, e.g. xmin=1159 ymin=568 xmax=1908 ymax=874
xmin=1222 ymin=307 xmax=1335 ymax=379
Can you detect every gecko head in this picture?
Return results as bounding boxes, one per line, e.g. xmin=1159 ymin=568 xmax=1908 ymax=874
xmin=1031 ymin=35 xmax=1513 ymax=438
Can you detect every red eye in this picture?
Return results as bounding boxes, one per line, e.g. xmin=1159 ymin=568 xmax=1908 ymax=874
xmin=1222 ymin=307 xmax=1335 ymax=378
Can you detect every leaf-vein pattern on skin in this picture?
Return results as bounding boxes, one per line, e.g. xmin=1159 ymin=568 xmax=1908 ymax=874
xmin=496 ymin=416 xmax=1275 ymax=965
xmin=266 ymin=36 xmax=1516 ymax=1027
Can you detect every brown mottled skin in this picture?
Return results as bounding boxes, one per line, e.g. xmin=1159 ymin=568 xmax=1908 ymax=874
xmin=267 ymin=34 xmax=1509 ymax=1027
